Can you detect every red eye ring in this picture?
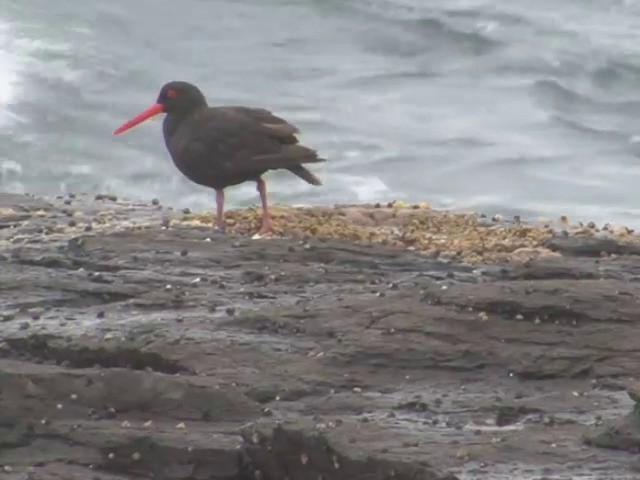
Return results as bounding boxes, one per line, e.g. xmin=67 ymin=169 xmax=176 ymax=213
xmin=166 ymin=89 xmax=177 ymax=99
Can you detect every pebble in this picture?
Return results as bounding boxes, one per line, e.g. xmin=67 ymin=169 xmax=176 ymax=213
xmin=88 ymin=272 xmax=106 ymax=283
xmin=94 ymin=193 xmax=117 ymax=201
xmin=151 ymin=198 xmax=160 ymax=206
xmin=96 ymin=310 xmax=106 ymax=319
xmin=180 ymin=248 xmax=189 ymax=257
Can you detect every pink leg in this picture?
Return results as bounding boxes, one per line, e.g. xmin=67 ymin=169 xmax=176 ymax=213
xmin=214 ymin=189 xmax=225 ymax=232
xmin=256 ymin=178 xmax=273 ymax=234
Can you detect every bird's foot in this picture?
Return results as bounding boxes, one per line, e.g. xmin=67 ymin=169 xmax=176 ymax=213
xmin=252 ymin=231 xmax=276 ymax=240
xmin=252 ymin=220 xmax=275 ymax=240
xmin=259 ymin=218 xmax=274 ymax=235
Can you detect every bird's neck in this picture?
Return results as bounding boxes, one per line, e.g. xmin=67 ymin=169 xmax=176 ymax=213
xmin=162 ymin=104 xmax=206 ymax=142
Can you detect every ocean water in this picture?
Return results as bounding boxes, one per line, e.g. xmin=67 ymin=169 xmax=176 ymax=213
xmin=3 ymin=0 xmax=640 ymax=226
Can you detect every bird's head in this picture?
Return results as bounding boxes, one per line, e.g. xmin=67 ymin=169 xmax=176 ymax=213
xmin=113 ymin=81 xmax=207 ymax=135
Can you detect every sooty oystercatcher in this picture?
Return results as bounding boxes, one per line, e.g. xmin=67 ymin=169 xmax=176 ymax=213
xmin=113 ymin=81 xmax=326 ymax=234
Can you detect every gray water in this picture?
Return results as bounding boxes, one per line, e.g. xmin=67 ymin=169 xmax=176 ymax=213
xmin=4 ymin=0 xmax=640 ymax=227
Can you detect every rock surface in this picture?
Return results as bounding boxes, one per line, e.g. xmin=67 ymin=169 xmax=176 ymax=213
xmin=2 ymin=192 xmax=640 ymax=479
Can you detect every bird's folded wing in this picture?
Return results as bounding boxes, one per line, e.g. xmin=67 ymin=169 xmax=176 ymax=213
xmin=217 ymin=106 xmax=300 ymax=141
xmin=178 ymin=109 xmax=320 ymax=176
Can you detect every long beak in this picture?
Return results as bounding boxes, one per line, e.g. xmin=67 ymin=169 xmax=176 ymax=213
xmin=113 ymin=103 xmax=165 ymax=135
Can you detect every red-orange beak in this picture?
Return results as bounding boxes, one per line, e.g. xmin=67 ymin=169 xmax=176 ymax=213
xmin=113 ymin=103 xmax=165 ymax=135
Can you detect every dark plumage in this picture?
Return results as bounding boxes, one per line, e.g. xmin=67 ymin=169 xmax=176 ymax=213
xmin=114 ymin=81 xmax=326 ymax=233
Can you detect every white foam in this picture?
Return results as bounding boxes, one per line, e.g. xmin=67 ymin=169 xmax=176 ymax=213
xmin=0 ymin=19 xmax=19 ymax=112
xmin=0 ymin=17 xmax=80 ymax=127
xmin=0 ymin=159 xmax=25 ymax=194
xmin=337 ymin=173 xmax=393 ymax=203
xmin=10 ymin=36 xmax=81 ymax=86
xmin=0 ymin=159 xmax=23 ymax=175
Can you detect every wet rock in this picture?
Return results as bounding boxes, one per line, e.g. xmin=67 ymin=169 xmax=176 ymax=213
xmin=495 ymin=405 xmax=544 ymax=427
xmin=245 ymin=387 xmax=278 ymax=404
xmin=546 ymin=235 xmax=640 ymax=257
xmin=241 ymin=270 xmax=266 ymax=284
xmin=395 ymin=401 xmax=430 ymax=413
xmin=0 ymin=311 xmax=16 ymax=322
xmin=2 ymin=192 xmax=640 ymax=478
xmin=241 ymin=426 xmax=457 ymax=480
xmin=584 ymin=382 xmax=640 ymax=453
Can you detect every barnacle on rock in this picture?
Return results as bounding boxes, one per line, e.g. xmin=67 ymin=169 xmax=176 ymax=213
xmin=179 ymin=203 xmax=563 ymax=264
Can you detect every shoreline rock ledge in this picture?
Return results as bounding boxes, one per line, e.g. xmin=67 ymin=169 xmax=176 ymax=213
xmin=2 ymin=191 xmax=640 ymax=479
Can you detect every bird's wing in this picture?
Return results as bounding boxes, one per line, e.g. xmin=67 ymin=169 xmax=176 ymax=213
xmin=175 ymin=109 xmax=321 ymax=178
xmin=217 ymin=106 xmax=300 ymax=142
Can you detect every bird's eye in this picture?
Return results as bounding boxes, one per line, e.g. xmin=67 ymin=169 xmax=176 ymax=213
xmin=166 ymin=89 xmax=177 ymax=99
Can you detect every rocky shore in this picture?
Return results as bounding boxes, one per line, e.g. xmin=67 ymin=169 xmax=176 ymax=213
xmin=2 ymin=191 xmax=640 ymax=479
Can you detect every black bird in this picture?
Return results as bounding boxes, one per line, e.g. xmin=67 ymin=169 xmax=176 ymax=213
xmin=113 ymin=81 xmax=326 ymax=234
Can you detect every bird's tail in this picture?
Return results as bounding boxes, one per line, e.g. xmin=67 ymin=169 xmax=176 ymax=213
xmin=287 ymin=164 xmax=323 ymax=186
